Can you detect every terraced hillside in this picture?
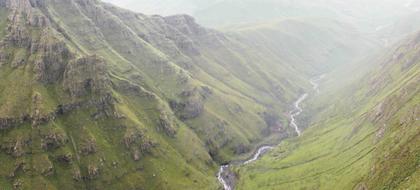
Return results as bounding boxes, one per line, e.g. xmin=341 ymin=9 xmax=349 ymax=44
xmin=235 ymin=31 xmax=420 ymax=190
xmin=0 ymin=0 xmax=318 ymax=189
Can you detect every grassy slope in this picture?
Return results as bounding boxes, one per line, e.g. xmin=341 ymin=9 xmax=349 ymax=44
xmin=0 ymin=38 xmax=219 ymax=190
xmin=47 ymin=0 xmax=314 ymax=161
xmin=0 ymin=4 xmax=211 ymax=190
xmin=228 ymin=18 xmax=377 ymax=77
xmin=0 ymin=0 xmax=315 ymax=189
xmin=46 ymin=0 xmax=262 ymax=162
xmin=236 ymin=32 xmax=420 ymax=190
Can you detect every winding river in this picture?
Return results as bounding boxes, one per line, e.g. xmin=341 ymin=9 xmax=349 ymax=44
xmin=217 ymin=76 xmax=323 ymax=190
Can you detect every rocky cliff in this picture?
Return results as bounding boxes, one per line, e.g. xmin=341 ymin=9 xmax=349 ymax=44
xmin=0 ymin=0 xmax=309 ymax=189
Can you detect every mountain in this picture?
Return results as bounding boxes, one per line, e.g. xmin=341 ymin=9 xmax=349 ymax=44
xmin=101 ymin=0 xmax=218 ymax=16
xmin=375 ymin=10 xmax=420 ymax=47
xmin=0 ymin=0 xmax=319 ymax=189
xmin=194 ymin=0 xmax=420 ymax=49
xmin=1 ymin=0 xmax=419 ymax=190
xmin=235 ymin=30 xmax=420 ymax=190
xmin=228 ymin=18 xmax=375 ymax=75
xmin=102 ymin=0 xmax=420 ymax=48
xmin=101 ymin=0 xmax=419 ymax=28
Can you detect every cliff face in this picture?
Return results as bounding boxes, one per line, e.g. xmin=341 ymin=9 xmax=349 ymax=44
xmin=0 ymin=0 xmax=308 ymax=189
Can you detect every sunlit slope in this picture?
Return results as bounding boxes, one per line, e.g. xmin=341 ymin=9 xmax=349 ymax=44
xmin=236 ymin=31 xmax=420 ymax=190
xmin=0 ymin=0 xmax=312 ymax=189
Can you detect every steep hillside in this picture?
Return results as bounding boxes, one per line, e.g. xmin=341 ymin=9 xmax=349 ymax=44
xmin=113 ymin=0 xmax=417 ymax=30
xmin=376 ymin=11 xmax=420 ymax=47
xmin=104 ymin=0 xmax=420 ymax=50
xmin=0 ymin=0 xmax=310 ymax=189
xmin=101 ymin=0 xmax=216 ymax=16
xmin=235 ymin=31 xmax=420 ymax=189
xmin=229 ymin=18 xmax=375 ymax=76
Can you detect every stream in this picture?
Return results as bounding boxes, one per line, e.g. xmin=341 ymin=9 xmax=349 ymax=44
xmin=217 ymin=76 xmax=323 ymax=190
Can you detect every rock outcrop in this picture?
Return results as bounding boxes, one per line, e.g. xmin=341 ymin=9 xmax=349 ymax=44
xmin=33 ymin=30 xmax=72 ymax=83
xmin=123 ymin=128 xmax=155 ymax=161
xmin=169 ymin=86 xmax=212 ymax=120
xmin=0 ymin=116 xmax=30 ymax=130
xmin=63 ymin=55 xmax=110 ymax=98
xmin=158 ymin=111 xmax=177 ymax=137
xmin=0 ymin=0 xmax=308 ymax=189
xmin=0 ymin=135 xmax=30 ymax=157
xmin=40 ymin=130 xmax=68 ymax=150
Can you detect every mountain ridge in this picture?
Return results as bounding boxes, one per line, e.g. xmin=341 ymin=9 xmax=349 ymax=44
xmin=0 ymin=0 xmax=418 ymax=189
xmin=235 ymin=29 xmax=420 ymax=190
xmin=0 ymin=0 xmax=313 ymax=189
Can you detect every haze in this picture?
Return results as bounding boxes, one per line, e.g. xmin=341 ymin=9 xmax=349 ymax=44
xmin=0 ymin=0 xmax=418 ymax=189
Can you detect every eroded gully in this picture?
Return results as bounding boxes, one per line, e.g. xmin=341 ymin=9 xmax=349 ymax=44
xmin=217 ymin=76 xmax=324 ymax=190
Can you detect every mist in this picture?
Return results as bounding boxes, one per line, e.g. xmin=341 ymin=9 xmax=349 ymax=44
xmin=102 ymin=0 xmax=420 ymax=25
xmin=0 ymin=0 xmax=418 ymax=189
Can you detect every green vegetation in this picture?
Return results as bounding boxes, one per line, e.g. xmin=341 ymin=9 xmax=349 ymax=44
xmin=236 ymin=32 xmax=420 ymax=190
xmin=0 ymin=0 xmax=419 ymax=189
xmin=0 ymin=0 xmax=317 ymax=189
xmin=228 ymin=18 xmax=375 ymax=76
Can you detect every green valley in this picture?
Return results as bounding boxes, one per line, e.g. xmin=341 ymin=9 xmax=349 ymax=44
xmin=0 ymin=0 xmax=419 ymax=190
xmin=235 ymin=31 xmax=420 ymax=190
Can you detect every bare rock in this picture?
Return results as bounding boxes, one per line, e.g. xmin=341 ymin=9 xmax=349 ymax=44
xmin=80 ymin=138 xmax=97 ymax=156
xmin=158 ymin=111 xmax=177 ymax=137
xmin=123 ymin=129 xmax=156 ymax=161
xmin=41 ymin=130 xmax=68 ymax=151
xmin=169 ymin=86 xmax=212 ymax=120
xmin=56 ymin=153 xmax=73 ymax=164
xmin=355 ymin=183 xmax=368 ymax=190
xmin=87 ymin=164 xmax=99 ymax=179
xmin=13 ymin=179 xmax=23 ymax=190
xmin=123 ymin=129 xmax=144 ymax=149
xmin=33 ymin=30 xmax=72 ymax=83
xmin=163 ymin=14 xmax=205 ymax=37
xmin=63 ymin=55 xmax=110 ymax=98
xmin=1 ymin=137 xmax=30 ymax=157
xmin=132 ymin=149 xmax=140 ymax=161
xmin=90 ymin=93 xmax=120 ymax=119
xmin=72 ymin=167 xmax=82 ymax=181
xmin=0 ymin=116 xmax=29 ymax=130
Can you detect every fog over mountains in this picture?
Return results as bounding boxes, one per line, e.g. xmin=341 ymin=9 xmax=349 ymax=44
xmin=102 ymin=0 xmax=419 ymax=26
xmin=103 ymin=0 xmax=420 ymax=45
xmin=0 ymin=0 xmax=418 ymax=189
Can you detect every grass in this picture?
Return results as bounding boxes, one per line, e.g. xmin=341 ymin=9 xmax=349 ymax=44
xmin=235 ymin=37 xmax=420 ymax=190
xmin=2 ymin=0 xmax=417 ymax=189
